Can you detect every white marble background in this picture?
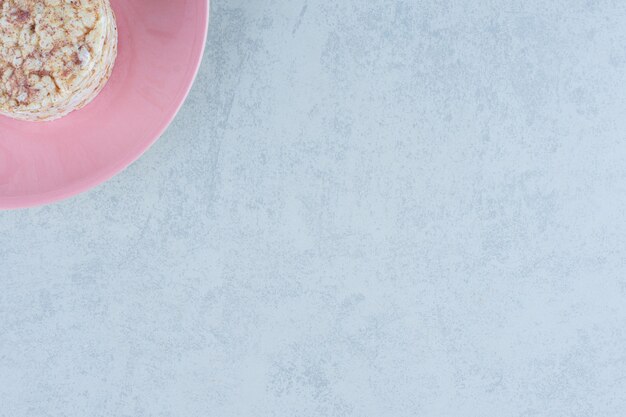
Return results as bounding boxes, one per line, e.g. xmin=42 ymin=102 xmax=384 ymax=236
xmin=2 ymin=1 xmax=626 ymax=416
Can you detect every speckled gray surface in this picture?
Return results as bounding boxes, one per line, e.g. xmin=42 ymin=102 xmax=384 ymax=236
xmin=2 ymin=0 xmax=626 ymax=415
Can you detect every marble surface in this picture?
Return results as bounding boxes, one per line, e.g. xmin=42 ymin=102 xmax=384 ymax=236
xmin=3 ymin=0 xmax=626 ymax=415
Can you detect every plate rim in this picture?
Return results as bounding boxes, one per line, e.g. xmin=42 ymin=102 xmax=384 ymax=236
xmin=0 ymin=0 xmax=210 ymax=210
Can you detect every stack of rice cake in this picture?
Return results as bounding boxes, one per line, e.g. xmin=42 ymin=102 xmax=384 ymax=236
xmin=0 ymin=0 xmax=117 ymax=121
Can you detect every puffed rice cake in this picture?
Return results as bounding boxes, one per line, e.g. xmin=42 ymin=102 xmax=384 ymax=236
xmin=0 ymin=0 xmax=117 ymax=121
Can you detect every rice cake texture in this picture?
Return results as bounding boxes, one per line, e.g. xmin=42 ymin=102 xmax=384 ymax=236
xmin=0 ymin=0 xmax=117 ymax=121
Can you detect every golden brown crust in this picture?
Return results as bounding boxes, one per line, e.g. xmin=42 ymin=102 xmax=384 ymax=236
xmin=0 ymin=0 xmax=117 ymax=121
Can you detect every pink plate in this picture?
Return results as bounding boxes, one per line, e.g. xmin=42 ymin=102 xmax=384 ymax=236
xmin=0 ymin=0 xmax=209 ymax=209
